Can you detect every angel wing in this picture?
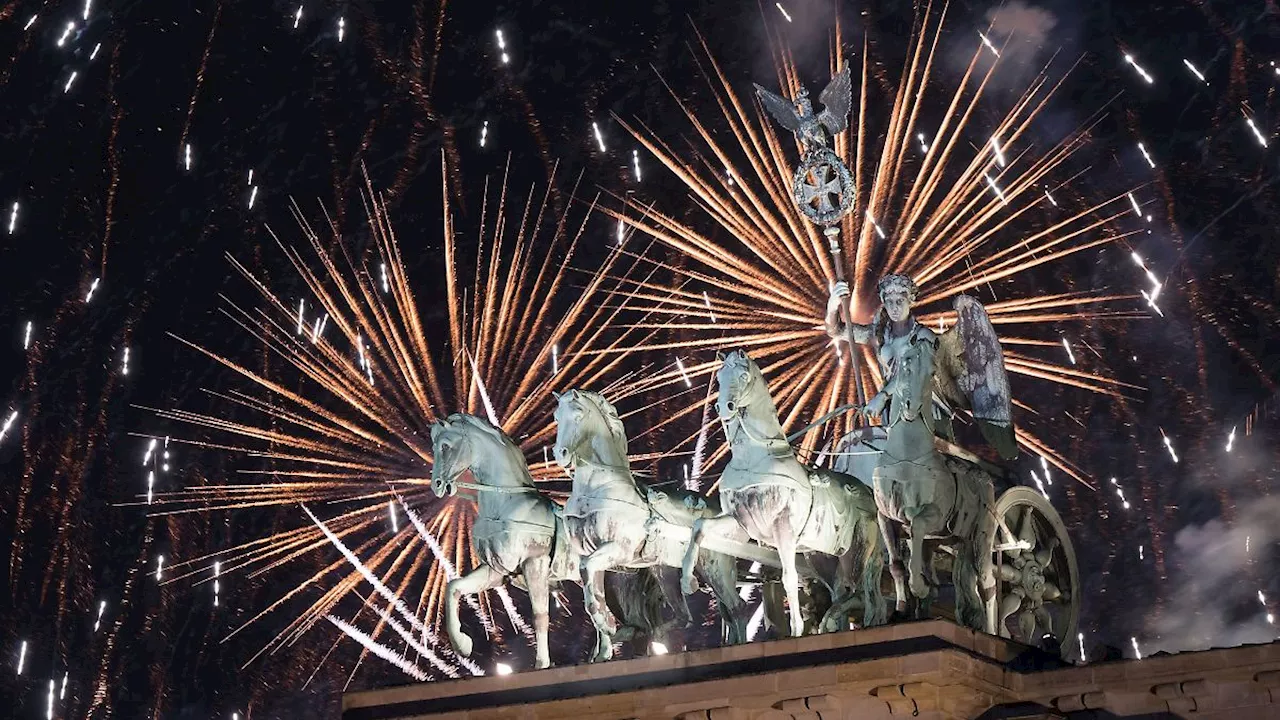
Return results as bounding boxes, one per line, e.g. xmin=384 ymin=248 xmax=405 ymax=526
xmin=817 ymin=65 xmax=853 ymax=134
xmin=934 ymin=295 xmax=1018 ymax=460
xmin=754 ymin=84 xmax=803 ymax=133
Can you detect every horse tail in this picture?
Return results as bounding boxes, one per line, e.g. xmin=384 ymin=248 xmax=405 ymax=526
xmin=860 ymin=513 xmax=889 ymax=627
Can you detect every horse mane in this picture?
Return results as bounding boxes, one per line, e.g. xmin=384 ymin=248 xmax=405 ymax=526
xmin=444 ymin=413 xmax=533 ymax=481
xmin=576 ymin=391 xmax=628 ymax=455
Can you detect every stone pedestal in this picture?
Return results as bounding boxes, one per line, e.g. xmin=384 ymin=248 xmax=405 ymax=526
xmin=342 ymin=620 xmax=1280 ymax=720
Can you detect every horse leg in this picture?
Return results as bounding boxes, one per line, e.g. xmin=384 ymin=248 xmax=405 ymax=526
xmin=905 ymin=506 xmax=943 ymax=600
xmin=445 ymin=564 xmax=505 ymax=658
xmin=774 ymin=528 xmax=804 ymax=638
xmin=521 ymin=556 xmax=553 ymax=669
xmin=581 ymin=542 xmax=627 ymax=639
xmin=698 ymin=552 xmax=748 ymax=645
xmin=650 ymin=566 xmax=691 ymax=647
xmin=877 ymin=512 xmax=907 ymax=615
xmin=682 ymin=515 xmax=740 ymax=595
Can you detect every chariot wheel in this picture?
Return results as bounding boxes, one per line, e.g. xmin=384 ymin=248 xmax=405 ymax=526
xmin=985 ymin=486 xmax=1081 ymax=661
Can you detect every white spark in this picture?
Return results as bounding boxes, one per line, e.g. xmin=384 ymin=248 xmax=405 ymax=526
xmin=24 ymin=15 xmax=37 ymax=30
xmin=990 ymin=137 xmax=1006 ymax=167
xmin=83 ymin=0 xmax=93 ymax=21
xmin=1060 ymin=337 xmax=1076 ymax=365
xmin=1131 ymin=637 xmax=1142 ymax=659
xmin=1160 ymin=428 xmax=1179 ymax=463
xmin=60 ymin=672 xmax=67 ymax=699
xmin=592 ymin=121 xmax=606 ymax=152
xmin=775 ymin=3 xmax=792 ymax=22
xmin=725 ymin=166 xmax=735 ymax=186
xmin=480 ymin=120 xmax=489 ymax=147
xmin=0 ymin=410 xmax=19 ymax=444
xmin=1124 ymin=53 xmax=1154 ymax=84
xmin=16 ymin=641 xmax=27 ymax=675
xmin=1030 ymin=471 xmax=1048 ymax=499
xmin=1183 ymin=59 xmax=1207 ymax=84
xmin=1137 ymin=142 xmax=1155 ymax=168
xmin=1244 ymin=113 xmax=1269 ymax=148
xmin=650 ymin=641 xmax=669 ymax=655
xmin=337 ymin=16 xmax=344 ymax=42
xmin=495 ymin=29 xmax=509 ymax=64
xmin=1138 ymin=544 xmax=1144 ymax=560
xmin=46 ymin=678 xmax=54 ymax=720
xmin=293 ymin=6 xmax=303 ymax=29
xmin=675 ymin=357 xmax=692 ymax=388
xmin=85 ymin=277 xmax=100 ymax=303
xmin=866 ymin=210 xmax=887 ymax=239
xmin=296 ymin=299 xmax=305 ymax=335
xmin=8 ymin=202 xmax=17 ymax=234
xmin=184 ymin=143 xmax=192 ymax=170
xmin=122 ymin=346 xmax=130 ymax=375
xmin=89 ymin=43 xmax=100 ymax=60
xmin=632 ymin=149 xmax=641 ymax=181
xmin=64 ymin=71 xmax=77 ymax=93
xmin=356 ymin=334 xmax=367 ymax=371
xmin=379 ymin=263 xmax=389 ymax=293
xmin=248 ymin=186 xmax=259 ymax=209
xmin=1111 ymin=478 xmax=1130 ymax=510
xmin=916 ymin=132 xmax=930 ymax=153
xmin=1077 ymin=632 xmax=1086 ymax=663
xmin=146 ymin=470 xmax=154 ymax=504
xmin=156 ymin=554 xmax=165 ymax=581
xmin=1247 ymin=535 xmax=1251 ymax=554
xmin=1043 ymin=189 xmax=1058 ymax=207
xmin=984 ymin=173 xmax=1007 ymax=204
xmin=702 ymin=291 xmax=717 ymax=323
xmin=57 ymin=22 xmax=75 ymax=47
xmin=1139 ymin=288 xmax=1164 ymax=317
xmin=1260 ymin=590 xmax=1267 ymax=605
xmin=389 ymin=500 xmax=398 ymax=533
xmin=1039 ymin=455 xmax=1053 ymax=485
xmin=495 ymin=662 xmax=514 ymax=675
xmin=978 ymin=32 xmax=999 ymax=58
xmin=93 ymin=600 xmax=106 ymax=632
xmin=1226 ymin=426 xmax=1236 ymax=452
xmin=551 ymin=344 xmax=559 ymax=375
xmin=247 ymin=169 xmax=254 ymax=186
xmin=327 ymin=616 xmax=430 ymax=681
xmin=616 ymin=218 xmax=625 ymax=246
xmin=465 ymin=351 xmax=500 ymax=426
xmin=23 ymin=322 xmax=32 ymax=349
xmin=1126 ymin=192 xmax=1150 ymax=222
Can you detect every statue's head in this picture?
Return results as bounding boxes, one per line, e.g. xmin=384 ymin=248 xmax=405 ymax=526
xmin=877 ymin=273 xmax=918 ymax=323
xmin=794 ymin=87 xmax=813 ymax=117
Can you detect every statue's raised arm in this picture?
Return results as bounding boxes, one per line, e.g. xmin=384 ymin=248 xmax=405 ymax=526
xmin=934 ymin=295 xmax=1018 ymax=460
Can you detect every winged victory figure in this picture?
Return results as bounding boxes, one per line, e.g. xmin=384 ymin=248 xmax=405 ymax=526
xmin=754 ymin=65 xmax=853 ymax=155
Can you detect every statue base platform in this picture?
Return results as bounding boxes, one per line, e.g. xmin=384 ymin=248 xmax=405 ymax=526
xmin=343 ymin=620 xmax=1280 ymax=720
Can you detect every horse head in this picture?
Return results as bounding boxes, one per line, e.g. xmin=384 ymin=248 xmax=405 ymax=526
xmin=553 ymin=389 xmax=628 ymax=469
xmin=716 ymin=349 xmax=763 ymax=419
xmin=430 ymin=413 xmax=526 ymax=497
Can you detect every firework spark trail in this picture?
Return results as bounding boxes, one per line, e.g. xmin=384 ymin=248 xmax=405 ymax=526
xmin=327 ymin=616 xmax=429 ymax=681
xmin=399 ymin=498 xmax=489 ymax=626
xmin=178 ymin=1 xmax=223 ymax=163
xmin=302 ymin=505 xmax=485 ymax=675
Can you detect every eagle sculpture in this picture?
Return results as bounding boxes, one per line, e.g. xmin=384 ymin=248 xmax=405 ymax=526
xmin=754 ymin=65 xmax=853 ymax=154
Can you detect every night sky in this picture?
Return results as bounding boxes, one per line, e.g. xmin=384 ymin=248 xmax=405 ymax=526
xmin=2 ymin=0 xmax=1279 ymax=717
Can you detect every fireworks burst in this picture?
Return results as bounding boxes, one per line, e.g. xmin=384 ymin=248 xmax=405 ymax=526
xmin=145 ymin=162 xmax=655 ymax=678
xmin=606 ymin=9 xmax=1145 ymax=483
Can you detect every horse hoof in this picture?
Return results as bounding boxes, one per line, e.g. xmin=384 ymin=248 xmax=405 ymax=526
xmin=682 ymin=576 xmax=700 ymax=595
xmin=535 ymin=657 xmax=550 ymax=670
